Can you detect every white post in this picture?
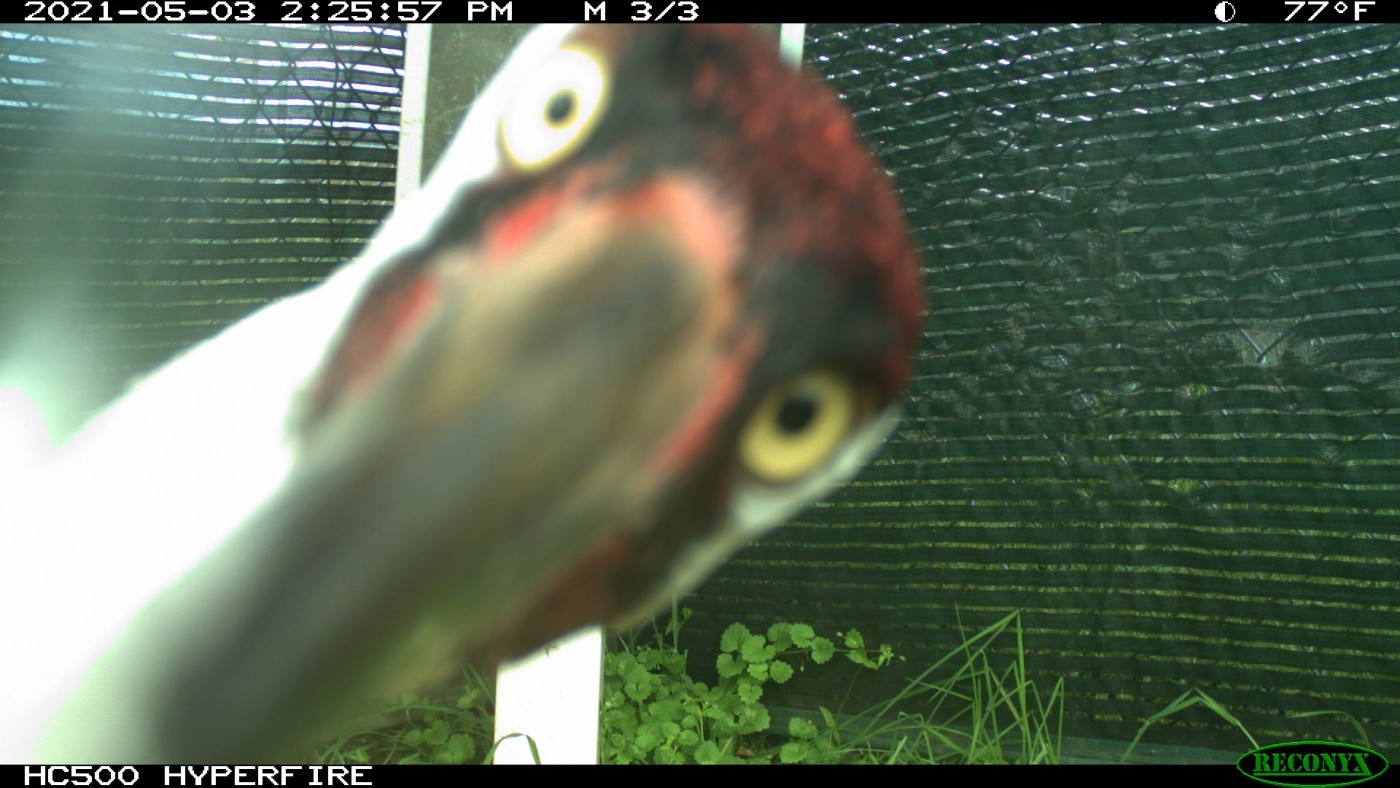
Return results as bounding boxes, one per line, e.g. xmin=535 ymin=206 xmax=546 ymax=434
xmin=492 ymin=626 xmax=604 ymax=764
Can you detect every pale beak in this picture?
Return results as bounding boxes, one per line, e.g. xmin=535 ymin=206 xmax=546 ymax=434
xmin=137 ymin=174 xmax=752 ymax=761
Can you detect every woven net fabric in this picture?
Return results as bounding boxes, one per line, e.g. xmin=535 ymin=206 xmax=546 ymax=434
xmin=684 ymin=24 xmax=1398 ymax=759
xmin=0 ymin=25 xmax=403 ymax=438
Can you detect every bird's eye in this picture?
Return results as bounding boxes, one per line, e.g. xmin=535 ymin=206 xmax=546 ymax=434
xmin=500 ymin=45 xmax=608 ymax=171
xmin=740 ymin=370 xmax=860 ymax=484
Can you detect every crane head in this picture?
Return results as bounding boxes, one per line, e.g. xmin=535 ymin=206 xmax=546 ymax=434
xmin=7 ymin=24 xmax=924 ymax=762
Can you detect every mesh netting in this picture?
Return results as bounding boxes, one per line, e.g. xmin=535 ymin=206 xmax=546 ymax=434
xmin=683 ymin=24 xmax=1399 ymax=759
xmin=0 ymin=25 xmax=403 ymax=437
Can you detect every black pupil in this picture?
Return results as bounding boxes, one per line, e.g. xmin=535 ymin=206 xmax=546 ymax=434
xmin=545 ymin=90 xmax=575 ymax=126
xmin=777 ymin=394 xmax=818 ymax=434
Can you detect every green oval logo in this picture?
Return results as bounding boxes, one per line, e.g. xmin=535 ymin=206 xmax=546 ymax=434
xmin=1238 ymin=741 xmax=1389 ymax=788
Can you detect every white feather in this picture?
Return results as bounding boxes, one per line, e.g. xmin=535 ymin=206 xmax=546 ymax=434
xmin=0 ymin=25 xmax=579 ymax=762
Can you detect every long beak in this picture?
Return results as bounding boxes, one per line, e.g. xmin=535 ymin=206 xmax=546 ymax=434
xmin=54 ymin=175 xmax=752 ymax=763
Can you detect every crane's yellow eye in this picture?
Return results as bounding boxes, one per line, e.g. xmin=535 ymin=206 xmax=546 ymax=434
xmin=500 ymin=45 xmax=608 ymax=171
xmin=740 ymin=370 xmax=860 ymax=484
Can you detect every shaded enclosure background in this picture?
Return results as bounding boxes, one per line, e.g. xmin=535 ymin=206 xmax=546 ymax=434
xmin=685 ymin=24 xmax=1398 ymax=758
xmin=1 ymin=24 xmax=1395 ymax=759
xmin=0 ymin=25 xmax=401 ymax=437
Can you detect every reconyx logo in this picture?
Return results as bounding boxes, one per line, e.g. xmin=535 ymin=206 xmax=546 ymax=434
xmin=1238 ymin=741 xmax=1389 ymax=787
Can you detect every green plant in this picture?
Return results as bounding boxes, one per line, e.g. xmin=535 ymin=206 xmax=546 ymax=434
xmin=315 ymin=665 xmax=500 ymax=764
xmin=808 ymin=609 xmax=1064 ymax=764
xmin=1287 ymin=710 xmax=1373 ymax=750
xmin=1121 ymin=688 xmax=1257 ymax=762
xmin=600 ymin=604 xmax=895 ymax=764
xmin=1122 ymin=690 xmax=1378 ymax=763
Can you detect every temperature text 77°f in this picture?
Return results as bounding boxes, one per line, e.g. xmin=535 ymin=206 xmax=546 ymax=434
xmin=1285 ymin=0 xmax=1376 ymax=20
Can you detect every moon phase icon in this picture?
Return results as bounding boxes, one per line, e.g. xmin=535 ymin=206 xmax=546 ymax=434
xmin=1214 ymin=1 xmax=1236 ymax=21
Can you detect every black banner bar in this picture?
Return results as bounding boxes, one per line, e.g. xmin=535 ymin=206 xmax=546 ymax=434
xmin=8 ymin=0 xmax=1399 ymax=24
xmin=6 ymin=764 xmax=1265 ymax=782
